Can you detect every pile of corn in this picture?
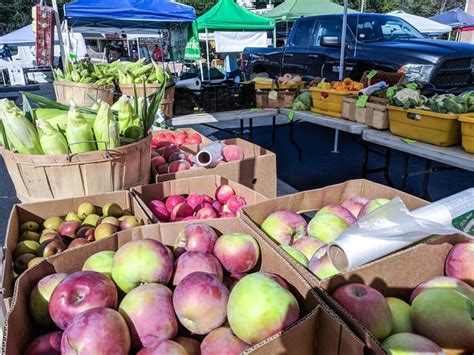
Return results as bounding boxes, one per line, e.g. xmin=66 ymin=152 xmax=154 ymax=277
xmin=0 ymin=98 xmax=143 ymax=155
xmin=54 ymin=59 xmax=173 ymax=87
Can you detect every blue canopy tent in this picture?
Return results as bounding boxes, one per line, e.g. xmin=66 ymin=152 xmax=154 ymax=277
xmin=64 ymin=0 xmax=196 ymax=33
xmin=430 ymin=8 xmax=474 ymax=29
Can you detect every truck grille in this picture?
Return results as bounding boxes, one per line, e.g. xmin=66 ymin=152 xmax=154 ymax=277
xmin=432 ymin=58 xmax=473 ymax=88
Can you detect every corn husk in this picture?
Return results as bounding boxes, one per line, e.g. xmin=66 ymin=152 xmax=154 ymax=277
xmin=66 ymin=103 xmax=96 ymax=154
xmin=33 ymin=108 xmax=96 ymax=131
xmin=94 ymin=101 xmax=120 ymax=150
xmin=118 ymin=95 xmax=143 ymax=139
xmin=0 ymin=99 xmax=43 ymax=155
xmin=36 ymin=119 xmax=68 ymax=155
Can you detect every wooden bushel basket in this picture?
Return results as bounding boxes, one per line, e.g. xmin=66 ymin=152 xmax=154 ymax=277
xmin=1 ymin=135 xmax=152 ymax=203
xmin=119 ymin=83 xmax=175 ymax=118
xmin=53 ymin=81 xmax=114 ymax=107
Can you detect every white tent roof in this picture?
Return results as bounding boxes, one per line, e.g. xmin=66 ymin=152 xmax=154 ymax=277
xmin=0 ymin=24 xmax=59 ymax=46
xmin=389 ymin=10 xmax=452 ymax=34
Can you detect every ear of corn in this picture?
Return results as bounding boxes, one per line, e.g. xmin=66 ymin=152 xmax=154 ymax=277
xmin=94 ymin=101 xmax=120 ymax=150
xmin=66 ymin=102 xmax=96 ymax=153
xmin=118 ymin=95 xmax=143 ymax=139
xmin=36 ymin=119 xmax=68 ymax=155
xmin=0 ymin=99 xmax=43 ymax=155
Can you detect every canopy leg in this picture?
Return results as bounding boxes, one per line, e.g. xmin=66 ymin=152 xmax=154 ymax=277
xmin=205 ymin=27 xmax=210 ymax=81
xmin=331 ymin=129 xmax=340 ymax=154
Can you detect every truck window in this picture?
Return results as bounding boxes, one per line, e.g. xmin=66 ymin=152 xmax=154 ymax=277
xmin=348 ymin=16 xmax=424 ymax=42
xmin=312 ymin=19 xmax=342 ymax=46
xmin=290 ymin=20 xmax=315 ymax=47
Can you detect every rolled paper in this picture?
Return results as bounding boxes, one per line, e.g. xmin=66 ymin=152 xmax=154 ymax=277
xmin=328 ymin=189 xmax=473 ymax=272
xmin=176 ymin=77 xmax=202 ymax=90
xmin=358 ymin=81 xmax=388 ymax=97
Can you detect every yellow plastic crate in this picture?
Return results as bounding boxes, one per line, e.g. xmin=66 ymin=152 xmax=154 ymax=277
xmin=459 ymin=114 xmax=474 ymax=153
xmin=310 ymin=87 xmax=356 ymax=118
xmin=387 ymin=105 xmax=461 ymax=146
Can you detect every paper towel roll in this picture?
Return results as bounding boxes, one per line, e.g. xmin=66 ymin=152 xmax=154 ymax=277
xmin=328 ymin=189 xmax=473 ymax=272
xmin=176 ymin=77 xmax=202 ymax=90
xmin=358 ymin=81 xmax=388 ymax=96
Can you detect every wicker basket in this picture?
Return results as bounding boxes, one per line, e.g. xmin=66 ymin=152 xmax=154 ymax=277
xmin=1 ymin=135 xmax=152 ymax=203
xmin=53 ymin=81 xmax=114 ymax=107
xmin=119 ymin=83 xmax=175 ymax=118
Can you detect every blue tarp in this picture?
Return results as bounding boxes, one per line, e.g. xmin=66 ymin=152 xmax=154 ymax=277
xmin=0 ymin=25 xmax=59 ymax=46
xmin=430 ymin=8 xmax=474 ymax=28
xmin=65 ymin=0 xmax=196 ymax=30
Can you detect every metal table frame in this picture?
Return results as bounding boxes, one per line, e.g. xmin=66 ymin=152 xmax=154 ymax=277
xmin=362 ymin=130 xmax=474 ymax=200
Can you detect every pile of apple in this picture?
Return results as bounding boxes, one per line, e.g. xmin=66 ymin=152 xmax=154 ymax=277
xmin=261 ymin=196 xmax=389 ymax=279
xmin=147 ymin=184 xmax=247 ymax=222
xmin=25 ymin=223 xmax=301 ymax=354
xmin=152 ymin=131 xmax=203 ymax=148
xmin=13 ymin=202 xmax=142 ymax=275
xmin=331 ymin=240 xmax=473 ymax=353
xmin=151 ymin=141 xmax=245 ymax=175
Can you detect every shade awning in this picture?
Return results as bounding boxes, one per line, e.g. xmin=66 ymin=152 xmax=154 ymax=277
xmin=430 ymin=7 xmax=474 ymax=29
xmin=65 ymin=0 xmax=196 ymax=32
xmin=196 ymin=0 xmax=274 ymax=31
xmin=389 ymin=10 xmax=452 ymax=33
xmin=0 ymin=24 xmax=59 ymax=46
xmin=264 ymin=0 xmax=356 ymax=22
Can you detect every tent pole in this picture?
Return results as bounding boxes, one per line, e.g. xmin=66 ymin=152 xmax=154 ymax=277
xmin=273 ymin=25 xmax=276 ymax=47
xmin=137 ymin=38 xmax=141 ymax=59
xmin=199 ymin=60 xmax=204 ymax=81
xmin=332 ymin=0 xmax=349 ymax=154
xmin=52 ymin=0 xmax=67 ymax=68
xmin=205 ymin=26 xmax=210 ymax=81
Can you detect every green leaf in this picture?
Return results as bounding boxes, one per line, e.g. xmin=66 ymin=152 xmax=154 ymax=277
xmin=0 ymin=119 xmax=10 ymax=150
xmin=22 ymin=93 xmax=35 ymax=124
xmin=21 ymin=92 xmax=70 ymax=110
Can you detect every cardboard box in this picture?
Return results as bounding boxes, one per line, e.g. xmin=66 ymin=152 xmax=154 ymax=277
xmin=241 ymin=179 xmax=428 ymax=354
xmin=1 ymin=191 xmax=151 ymax=304
xmin=153 ymin=138 xmax=277 ymax=198
xmin=152 ymin=128 xmax=212 ymax=145
xmin=3 ymin=219 xmax=365 ymax=355
xmin=319 ymin=234 xmax=470 ymax=354
xmin=132 ymin=175 xmax=268 ymax=223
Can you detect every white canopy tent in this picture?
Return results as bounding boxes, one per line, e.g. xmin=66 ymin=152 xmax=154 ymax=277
xmin=388 ymin=10 xmax=452 ymax=34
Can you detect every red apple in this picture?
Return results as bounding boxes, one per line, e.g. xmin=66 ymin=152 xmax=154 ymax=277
xmin=165 ymin=195 xmax=186 ymax=212
xmin=25 ymin=331 xmax=62 ymax=355
xmin=118 ymin=284 xmax=178 ymax=349
xmin=445 ymin=241 xmax=474 ymax=286
xmin=201 ymin=327 xmax=251 ymax=355
xmin=61 ymin=308 xmax=131 ymax=354
xmin=138 ymin=340 xmax=187 ymax=355
xmin=222 ymin=145 xmax=244 ymax=162
xmin=67 ymin=238 xmax=88 ymax=249
xmin=196 ymin=206 xmax=218 ymax=220
xmin=49 ymin=271 xmax=118 ymax=330
xmin=58 ymin=221 xmax=81 ymax=238
xmin=215 ymin=184 xmax=235 ymax=204
xmin=173 ymin=272 xmax=229 ymax=335
xmin=151 ymin=156 xmax=167 ymax=169
xmin=186 ymin=193 xmax=203 ymax=211
xmin=174 ymin=223 xmax=218 ymax=255
xmin=226 ymin=195 xmax=247 ymax=213
xmin=170 ymin=202 xmax=194 ymax=221
xmin=30 ymin=273 xmax=67 ymax=328
xmin=332 ymin=283 xmax=392 ymax=341
xmin=157 ymin=164 xmax=170 ymax=175
xmin=148 ymin=200 xmax=170 ymax=222
xmin=168 ymin=160 xmax=191 ymax=173
xmin=172 ymin=251 xmax=224 ymax=286
xmin=213 ymin=233 xmax=260 ymax=275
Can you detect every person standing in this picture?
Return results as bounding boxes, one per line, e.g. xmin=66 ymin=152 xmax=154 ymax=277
xmin=152 ymin=45 xmax=163 ymax=61
xmin=1 ymin=44 xmax=12 ymax=61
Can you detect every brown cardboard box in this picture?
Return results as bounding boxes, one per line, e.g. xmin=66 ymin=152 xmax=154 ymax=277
xmin=152 ymin=128 xmax=211 ymax=145
xmin=241 ymin=179 xmax=428 ymax=354
xmin=3 ymin=219 xmax=365 ymax=355
xmin=1 ymin=191 xmax=151 ymax=305
xmin=154 ymin=138 xmax=277 ymax=198
xmin=319 ymin=234 xmax=470 ymax=354
xmin=133 ymin=175 xmax=268 ymax=223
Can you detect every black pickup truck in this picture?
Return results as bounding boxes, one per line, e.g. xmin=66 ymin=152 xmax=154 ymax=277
xmin=242 ymin=13 xmax=474 ymax=91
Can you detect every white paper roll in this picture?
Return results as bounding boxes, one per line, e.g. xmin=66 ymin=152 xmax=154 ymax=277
xmin=328 ymin=189 xmax=474 ymax=272
xmin=176 ymin=77 xmax=202 ymax=90
xmin=195 ymin=142 xmax=226 ymax=168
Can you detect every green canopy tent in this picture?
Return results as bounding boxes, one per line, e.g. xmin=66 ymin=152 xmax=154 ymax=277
xmin=264 ymin=0 xmax=356 ymax=22
xmin=196 ymin=0 xmax=276 ymax=80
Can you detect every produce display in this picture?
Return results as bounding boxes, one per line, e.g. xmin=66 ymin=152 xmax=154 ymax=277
xmin=147 ymin=184 xmax=247 ymax=222
xmin=260 ymin=196 xmax=390 ymax=279
xmin=0 ymin=83 xmax=166 ymax=155
xmin=25 ymin=223 xmax=301 ymax=354
xmin=53 ymin=58 xmax=173 ymax=86
xmin=331 ymin=240 xmax=474 ymax=353
xmin=388 ymin=84 xmax=474 ymax=114
xmin=292 ymin=91 xmax=312 ymax=111
xmin=253 ymin=73 xmax=303 ymax=87
xmin=12 ymin=202 xmax=142 ymax=276
xmin=151 ymin=141 xmax=245 ymax=175
xmin=315 ymin=78 xmax=364 ymax=91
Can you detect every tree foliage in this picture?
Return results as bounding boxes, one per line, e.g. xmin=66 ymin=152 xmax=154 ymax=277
xmin=0 ymin=0 xmax=37 ymax=33
xmin=180 ymin=0 xmax=217 ymax=16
